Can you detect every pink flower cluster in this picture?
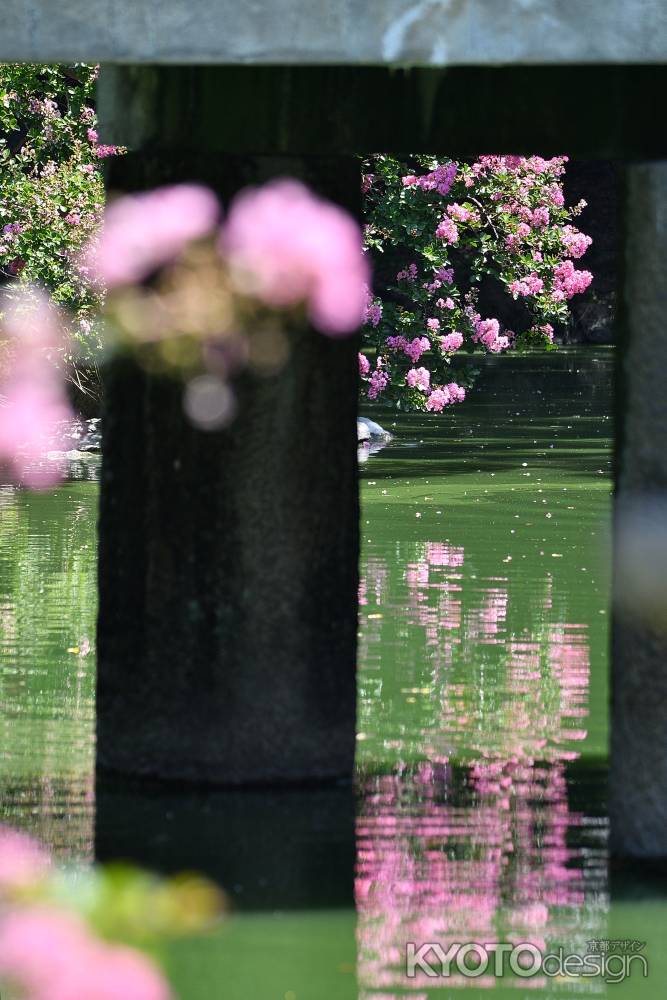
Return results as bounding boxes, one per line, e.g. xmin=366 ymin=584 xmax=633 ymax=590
xmin=363 ymin=288 xmax=383 ymax=327
xmin=552 ymin=260 xmax=593 ymax=300
xmin=368 ymin=365 xmax=389 ymax=400
xmin=405 ymin=367 xmax=431 ymax=392
xmin=426 ymin=317 xmax=440 ymax=332
xmin=222 ymin=179 xmax=370 ymax=335
xmin=472 ymin=317 xmax=510 ymax=354
xmin=447 ymin=202 xmax=478 ymax=223
xmin=440 ymin=331 xmax=464 ymax=353
xmin=425 ymin=382 xmax=466 ymax=411
xmin=396 ymin=263 xmax=418 ymax=282
xmin=535 ymin=323 xmax=555 ymax=343
xmin=94 ymin=144 xmax=122 ymax=159
xmin=86 ymin=179 xmax=369 ymax=337
xmin=435 ymin=216 xmax=459 ymax=244
xmin=84 ymin=184 xmax=220 ymax=289
xmin=560 ymin=225 xmax=593 ymax=259
xmin=0 ymin=827 xmax=171 ymax=1000
xmin=531 ymin=205 xmax=550 ymax=228
xmin=546 ymin=183 xmax=566 ymax=208
xmin=358 ymin=352 xmax=371 ymax=377
xmin=402 ymin=161 xmax=457 ymax=196
xmin=509 ymin=272 xmax=544 ymax=297
xmin=386 ymin=335 xmax=431 ymax=364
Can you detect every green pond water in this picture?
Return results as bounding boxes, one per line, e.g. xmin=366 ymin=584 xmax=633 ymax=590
xmin=1 ymin=347 xmax=666 ymax=998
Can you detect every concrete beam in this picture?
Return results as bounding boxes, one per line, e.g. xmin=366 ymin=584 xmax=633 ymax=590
xmin=98 ymin=65 xmax=667 ymax=160
xmin=4 ymin=0 xmax=667 ymax=66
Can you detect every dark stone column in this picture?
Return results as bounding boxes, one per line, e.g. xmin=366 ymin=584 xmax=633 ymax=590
xmin=96 ymin=68 xmax=360 ymax=785
xmin=611 ymin=163 xmax=667 ymax=858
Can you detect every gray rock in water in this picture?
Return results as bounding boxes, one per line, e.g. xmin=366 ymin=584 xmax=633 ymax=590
xmin=357 ymin=416 xmax=391 ymax=462
xmin=56 ymin=417 xmax=101 ymax=453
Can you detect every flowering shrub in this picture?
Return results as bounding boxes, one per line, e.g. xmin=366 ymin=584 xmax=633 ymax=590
xmin=0 ymin=64 xmax=122 ymax=387
xmin=361 ymin=154 xmax=593 ymax=411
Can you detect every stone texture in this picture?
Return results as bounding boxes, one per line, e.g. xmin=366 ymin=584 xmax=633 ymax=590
xmin=4 ymin=1 xmax=667 ymax=65
xmin=610 ymin=163 xmax=667 ymax=859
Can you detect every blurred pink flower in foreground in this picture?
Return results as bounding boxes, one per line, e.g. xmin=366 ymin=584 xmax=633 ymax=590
xmin=82 ymin=184 xmax=220 ymax=288
xmin=0 ymin=908 xmax=171 ymax=1000
xmin=222 ymin=178 xmax=369 ymax=335
xmin=0 ymin=827 xmax=51 ymax=891
xmin=0 ymin=381 xmax=72 ymax=488
xmin=0 ymin=290 xmax=74 ymax=488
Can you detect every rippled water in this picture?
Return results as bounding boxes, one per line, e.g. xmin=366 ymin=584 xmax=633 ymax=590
xmin=2 ymin=348 xmax=666 ymax=997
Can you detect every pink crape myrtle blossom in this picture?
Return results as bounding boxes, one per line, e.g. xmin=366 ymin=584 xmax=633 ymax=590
xmin=436 ymin=266 xmax=454 ymax=284
xmin=94 ymin=144 xmax=123 ymax=159
xmin=417 ymin=161 xmax=457 ymax=195
xmin=435 ymin=216 xmax=459 ymax=244
xmin=472 ymin=317 xmax=510 ymax=354
xmin=222 ymin=178 xmax=369 ymax=336
xmin=560 ymin=225 xmax=593 ymax=259
xmin=0 ymin=827 xmax=51 ymax=891
xmin=386 ymin=335 xmax=431 ymax=364
xmin=552 ymin=259 xmax=593 ymax=300
xmin=368 ymin=364 xmax=389 ymax=400
xmin=426 ymin=317 xmax=440 ymax=332
xmin=447 ymin=382 xmax=466 ymax=403
xmin=404 ymin=337 xmax=431 ymax=363
xmin=385 ymin=335 xmax=408 ymax=352
xmin=358 ymin=352 xmax=371 ymax=377
xmin=0 ymin=381 xmax=71 ymax=488
xmin=530 ymin=206 xmax=550 ymax=228
xmin=396 ymin=263 xmax=418 ymax=282
xmin=363 ymin=287 xmax=383 ymax=327
xmin=447 ymin=202 xmax=478 ymax=223
xmin=406 ymin=367 xmax=431 ymax=392
xmin=83 ymin=184 xmax=220 ymax=289
xmin=440 ymin=332 xmax=464 ymax=353
xmin=425 ymin=386 xmax=451 ymax=412
xmin=0 ymin=908 xmax=171 ymax=1000
xmin=509 ymin=272 xmax=544 ymax=298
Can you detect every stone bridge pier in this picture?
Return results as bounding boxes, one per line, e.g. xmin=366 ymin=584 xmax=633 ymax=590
xmin=4 ymin=2 xmax=667 ymax=858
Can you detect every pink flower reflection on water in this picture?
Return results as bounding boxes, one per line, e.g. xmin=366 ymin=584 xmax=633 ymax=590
xmin=356 ymin=539 xmax=606 ymax=993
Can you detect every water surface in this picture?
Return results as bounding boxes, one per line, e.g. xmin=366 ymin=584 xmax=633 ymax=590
xmin=2 ymin=348 xmax=664 ymax=997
